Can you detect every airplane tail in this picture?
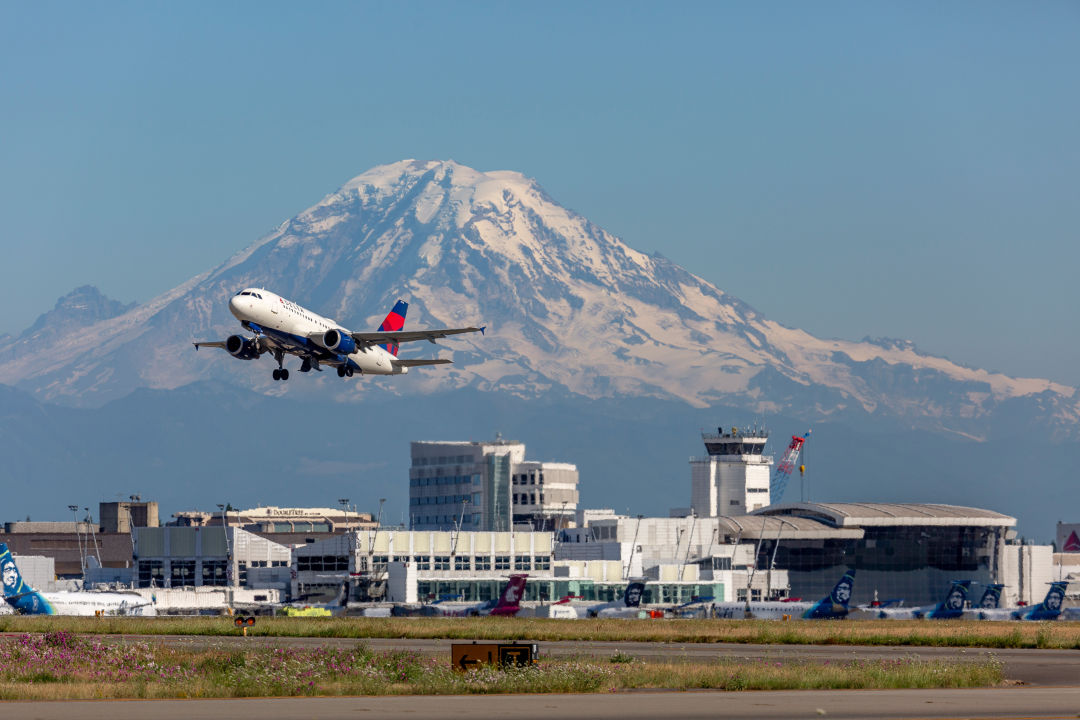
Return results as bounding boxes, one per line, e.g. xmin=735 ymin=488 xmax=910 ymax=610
xmin=490 ymin=574 xmax=528 ymax=616
xmin=978 ymin=583 xmax=1004 ymax=610
xmin=927 ymin=580 xmax=970 ymax=619
xmin=1028 ymin=581 xmax=1068 ymax=620
xmin=0 ymin=543 xmax=55 ymax=615
xmin=623 ymin=580 xmax=646 ymax=608
xmin=826 ymin=568 xmax=856 ymax=609
xmin=378 ymin=300 xmax=408 ymax=357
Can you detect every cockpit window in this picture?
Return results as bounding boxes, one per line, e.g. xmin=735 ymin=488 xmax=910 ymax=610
xmin=253 ymin=293 xmax=262 ymax=299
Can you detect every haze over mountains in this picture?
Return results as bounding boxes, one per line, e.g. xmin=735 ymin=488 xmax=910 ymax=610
xmin=1 ymin=160 xmax=1075 ymax=536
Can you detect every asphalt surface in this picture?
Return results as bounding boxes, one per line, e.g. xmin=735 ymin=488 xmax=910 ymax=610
xmin=5 ymin=688 xmax=1080 ymax=720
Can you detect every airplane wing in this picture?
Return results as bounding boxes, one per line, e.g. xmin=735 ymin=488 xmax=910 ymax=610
xmin=348 ymin=326 xmax=485 ymax=348
xmin=192 ymin=341 xmax=227 ymax=350
xmin=394 ymin=359 xmax=453 ymax=367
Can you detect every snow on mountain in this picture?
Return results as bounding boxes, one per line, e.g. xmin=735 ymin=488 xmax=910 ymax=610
xmin=1 ymin=159 xmax=1077 ymax=439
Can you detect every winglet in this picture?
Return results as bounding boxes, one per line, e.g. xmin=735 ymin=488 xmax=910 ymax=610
xmin=480 ymin=326 xmax=486 ymax=336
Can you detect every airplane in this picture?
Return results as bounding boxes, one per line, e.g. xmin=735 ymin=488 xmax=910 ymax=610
xmin=873 ymin=580 xmax=970 ymax=620
xmin=418 ymin=574 xmax=528 ymax=617
xmin=713 ymin=568 xmax=856 ymax=620
xmin=544 ymin=579 xmax=648 ymax=619
xmin=975 ymin=583 xmax=1005 ymax=610
xmin=281 ymin=582 xmax=349 ymax=617
xmin=194 ymin=289 xmax=485 ymax=381
xmin=0 ymin=543 xmax=155 ymax=616
xmin=978 ymin=581 xmax=1069 ymax=621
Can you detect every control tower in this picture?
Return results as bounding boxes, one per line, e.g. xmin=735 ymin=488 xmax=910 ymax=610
xmin=690 ymin=426 xmax=774 ymax=516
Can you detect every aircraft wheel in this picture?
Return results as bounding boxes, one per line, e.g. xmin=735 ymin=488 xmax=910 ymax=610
xmin=272 ymin=369 xmax=281 ymax=381
xmin=346 ymin=367 xmax=354 ymax=378
xmin=280 ymin=369 xmax=289 ymax=381
xmin=336 ymin=366 xmax=345 ymax=378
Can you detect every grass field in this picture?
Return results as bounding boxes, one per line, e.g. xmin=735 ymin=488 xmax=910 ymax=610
xmin=0 ymin=630 xmax=1004 ymax=700
xmin=0 ymin=615 xmax=1076 ymax=649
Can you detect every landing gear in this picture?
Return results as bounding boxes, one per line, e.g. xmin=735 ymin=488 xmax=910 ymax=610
xmin=299 ymin=358 xmax=311 ymax=373
xmin=336 ymin=365 xmax=354 ymax=378
xmin=272 ymin=352 xmax=288 ymax=381
xmin=337 ymin=366 xmax=345 ymax=378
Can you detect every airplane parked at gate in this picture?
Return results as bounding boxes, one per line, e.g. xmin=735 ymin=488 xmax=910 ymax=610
xmin=545 ymin=579 xmax=648 ymax=619
xmin=419 ymin=574 xmax=528 ymax=617
xmin=0 ymin=543 xmax=155 ymax=616
xmin=194 ymin=289 xmax=485 ymax=381
xmin=713 ymin=568 xmax=856 ymax=620
xmin=978 ymin=581 xmax=1069 ymax=621
xmin=873 ymin=580 xmax=970 ymax=620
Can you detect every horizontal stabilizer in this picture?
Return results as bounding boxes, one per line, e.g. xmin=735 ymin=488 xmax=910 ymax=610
xmin=394 ymin=359 xmax=453 ymax=367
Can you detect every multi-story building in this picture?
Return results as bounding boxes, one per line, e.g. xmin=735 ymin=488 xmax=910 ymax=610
xmin=409 ymin=438 xmax=578 ymax=532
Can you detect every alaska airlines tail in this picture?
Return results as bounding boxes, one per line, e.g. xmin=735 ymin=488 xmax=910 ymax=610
xmin=978 ymin=583 xmax=1004 ymax=610
xmin=1022 ymin=581 xmax=1068 ymax=621
xmin=923 ymin=580 xmax=970 ymax=619
xmin=0 ymin=543 xmax=56 ymax=615
xmin=490 ymin=574 xmax=528 ymax=616
xmin=803 ymin=568 xmax=855 ymax=619
xmin=378 ymin=300 xmax=408 ymax=356
xmin=623 ymin=581 xmax=646 ymax=608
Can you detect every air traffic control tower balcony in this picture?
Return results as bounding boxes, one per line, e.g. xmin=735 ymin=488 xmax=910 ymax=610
xmin=700 ymin=427 xmax=771 ymax=463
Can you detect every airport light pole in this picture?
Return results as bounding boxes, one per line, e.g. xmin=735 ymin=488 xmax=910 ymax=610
xmin=69 ymin=505 xmax=85 ymax=574
xmin=338 ymin=498 xmax=350 ymax=530
xmin=217 ymin=503 xmax=231 ymax=586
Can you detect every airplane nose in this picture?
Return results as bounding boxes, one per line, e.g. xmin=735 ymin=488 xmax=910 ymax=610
xmin=228 ymin=295 xmax=243 ymax=318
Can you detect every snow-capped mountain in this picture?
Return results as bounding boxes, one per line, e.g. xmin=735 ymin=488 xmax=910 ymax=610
xmin=1 ymin=159 xmax=1076 ymax=439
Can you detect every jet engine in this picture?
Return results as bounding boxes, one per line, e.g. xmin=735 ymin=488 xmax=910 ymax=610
xmin=322 ymin=328 xmax=357 ymax=354
xmin=225 ymin=335 xmax=260 ymax=360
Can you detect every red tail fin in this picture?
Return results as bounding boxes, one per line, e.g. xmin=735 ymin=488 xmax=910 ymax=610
xmin=490 ymin=574 xmax=528 ymax=616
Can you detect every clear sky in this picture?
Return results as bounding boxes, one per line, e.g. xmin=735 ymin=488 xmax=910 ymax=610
xmin=2 ymin=1 xmax=1078 ymax=384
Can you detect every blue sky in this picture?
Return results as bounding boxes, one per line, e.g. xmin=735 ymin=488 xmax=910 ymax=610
xmin=2 ymin=2 xmax=1078 ymax=384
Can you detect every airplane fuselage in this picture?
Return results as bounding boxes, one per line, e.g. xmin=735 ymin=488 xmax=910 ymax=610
xmin=228 ymin=289 xmax=403 ymax=376
xmin=24 ymin=590 xmax=155 ymax=616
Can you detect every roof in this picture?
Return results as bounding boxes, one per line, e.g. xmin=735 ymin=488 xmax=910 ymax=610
xmin=755 ymin=502 xmax=1016 ymax=528
xmin=717 ymin=514 xmax=863 ymax=540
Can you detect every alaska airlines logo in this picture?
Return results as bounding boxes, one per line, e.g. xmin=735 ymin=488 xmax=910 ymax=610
xmin=625 ymin=584 xmax=644 ymax=607
xmin=833 ymin=580 xmax=852 ymax=604
xmin=946 ymin=587 xmax=965 ymax=610
xmin=980 ymin=590 xmax=1000 ymax=609
xmin=1 ymin=559 xmax=17 ymax=592
xmin=1046 ymin=589 xmax=1064 ymax=612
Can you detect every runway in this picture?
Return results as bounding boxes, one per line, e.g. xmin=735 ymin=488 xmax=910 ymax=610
xmin=4 ymin=688 xmax=1080 ymax=720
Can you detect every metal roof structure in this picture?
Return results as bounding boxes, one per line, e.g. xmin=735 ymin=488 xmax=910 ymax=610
xmin=716 ymin=514 xmax=863 ymax=540
xmin=754 ymin=502 xmax=1016 ymax=528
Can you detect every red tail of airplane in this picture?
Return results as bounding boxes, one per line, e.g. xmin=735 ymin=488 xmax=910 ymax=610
xmin=489 ymin=574 xmax=528 ymax=616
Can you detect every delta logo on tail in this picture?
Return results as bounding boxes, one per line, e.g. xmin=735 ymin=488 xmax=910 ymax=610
xmin=1064 ymin=531 xmax=1080 ymax=553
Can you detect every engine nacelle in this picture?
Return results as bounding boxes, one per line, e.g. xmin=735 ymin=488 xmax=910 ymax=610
xmin=225 ymin=335 xmax=260 ymax=360
xmin=322 ymin=328 xmax=357 ymax=354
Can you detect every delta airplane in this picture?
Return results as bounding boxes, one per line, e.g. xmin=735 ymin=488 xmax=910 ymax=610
xmin=194 ymin=289 xmax=485 ymax=381
xmin=418 ymin=574 xmax=528 ymax=617
xmin=873 ymin=580 xmax=970 ymax=620
xmin=978 ymin=581 xmax=1069 ymax=621
xmin=1 ymin=543 xmax=155 ymax=616
xmin=713 ymin=568 xmax=856 ymax=620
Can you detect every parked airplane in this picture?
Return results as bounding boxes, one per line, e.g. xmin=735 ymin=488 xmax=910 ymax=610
xmin=713 ymin=568 xmax=856 ymax=620
xmin=419 ymin=574 xmax=528 ymax=617
xmin=976 ymin=583 xmax=1005 ymax=610
xmin=873 ymin=580 xmax=970 ymax=620
xmin=194 ymin=290 xmax=485 ymax=381
xmin=978 ymin=581 xmax=1069 ymax=621
xmin=545 ymin=580 xmax=647 ymax=619
xmin=0 ymin=543 xmax=155 ymax=616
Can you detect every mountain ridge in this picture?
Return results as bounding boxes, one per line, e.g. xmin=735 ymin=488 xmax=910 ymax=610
xmin=0 ymin=159 xmax=1076 ymax=441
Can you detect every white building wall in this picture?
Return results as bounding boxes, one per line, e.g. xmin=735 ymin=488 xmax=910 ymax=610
xmin=1001 ymin=544 xmax=1055 ymax=606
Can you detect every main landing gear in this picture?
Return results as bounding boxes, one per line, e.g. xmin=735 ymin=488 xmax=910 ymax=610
xmin=336 ymin=365 xmax=354 ymax=378
xmin=272 ymin=352 xmax=289 ymax=381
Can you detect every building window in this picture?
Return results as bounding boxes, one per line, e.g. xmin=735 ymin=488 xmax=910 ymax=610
xmin=454 ymin=556 xmax=470 ymax=571
xmin=535 ymin=556 xmax=551 ymax=571
xmin=433 ymin=556 xmax=450 ymax=571
xmin=170 ymin=560 xmax=196 ymax=588
xmin=138 ymin=560 xmax=163 ymax=588
xmin=416 ymin=556 xmax=431 ymax=570
xmin=202 ymin=560 xmax=229 ymax=587
xmin=514 ymin=555 xmax=531 ymax=571
xmin=494 ymin=556 xmax=511 ymax=570
xmin=475 ymin=556 xmax=491 ymax=571
xmin=711 ymin=557 xmax=732 ymax=571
